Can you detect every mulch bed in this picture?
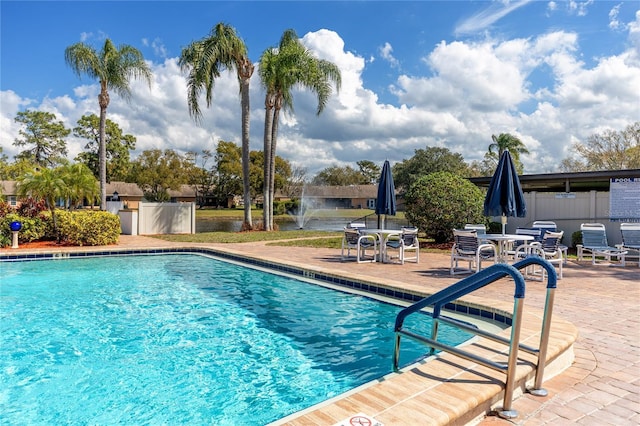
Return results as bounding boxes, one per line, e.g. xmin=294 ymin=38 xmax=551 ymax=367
xmin=8 ymin=240 xmax=74 ymax=250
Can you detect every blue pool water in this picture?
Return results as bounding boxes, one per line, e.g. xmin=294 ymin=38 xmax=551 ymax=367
xmin=0 ymin=254 xmax=472 ymax=425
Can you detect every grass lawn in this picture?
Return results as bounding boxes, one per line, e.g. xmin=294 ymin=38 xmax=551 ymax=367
xmin=154 ymin=208 xmax=436 ymax=251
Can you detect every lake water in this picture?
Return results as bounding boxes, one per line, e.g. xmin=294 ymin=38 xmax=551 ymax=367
xmin=196 ymin=213 xmax=410 ymax=233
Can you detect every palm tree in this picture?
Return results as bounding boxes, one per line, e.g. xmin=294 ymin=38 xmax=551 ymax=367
xmin=65 ymin=39 xmax=152 ymax=210
xmin=259 ymin=29 xmax=341 ymax=231
xmin=179 ymin=23 xmax=255 ymax=229
xmin=60 ymin=163 xmax=99 ymax=209
xmin=488 ymin=133 xmax=530 ymax=173
xmin=17 ymin=167 xmax=67 ymax=236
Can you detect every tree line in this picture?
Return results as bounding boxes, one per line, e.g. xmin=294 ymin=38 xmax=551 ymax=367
xmin=2 ymin=108 xmax=638 ymax=206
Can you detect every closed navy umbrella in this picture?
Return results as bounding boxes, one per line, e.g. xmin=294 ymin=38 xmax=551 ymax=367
xmin=376 ymin=160 xmax=397 ymax=229
xmin=484 ymin=151 xmax=527 ymax=234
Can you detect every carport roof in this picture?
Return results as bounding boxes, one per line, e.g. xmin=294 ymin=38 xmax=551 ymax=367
xmin=468 ymin=169 xmax=640 ymax=192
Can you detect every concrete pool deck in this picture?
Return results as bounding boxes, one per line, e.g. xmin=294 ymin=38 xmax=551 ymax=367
xmin=3 ymin=235 xmax=638 ymax=425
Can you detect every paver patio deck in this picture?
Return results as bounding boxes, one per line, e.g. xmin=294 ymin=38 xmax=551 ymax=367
xmin=2 ymin=235 xmax=638 ymax=425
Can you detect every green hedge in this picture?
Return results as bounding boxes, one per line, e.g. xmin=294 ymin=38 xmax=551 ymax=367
xmin=1 ymin=213 xmax=48 ymax=243
xmin=56 ymin=210 xmax=120 ymax=246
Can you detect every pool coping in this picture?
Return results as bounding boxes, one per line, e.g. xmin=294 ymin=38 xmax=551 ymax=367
xmin=1 ymin=245 xmax=578 ymax=425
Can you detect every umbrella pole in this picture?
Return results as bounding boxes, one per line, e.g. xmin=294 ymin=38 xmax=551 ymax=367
xmin=501 ymin=214 xmax=507 ymax=235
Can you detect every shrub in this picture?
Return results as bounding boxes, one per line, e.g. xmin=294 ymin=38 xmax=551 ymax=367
xmin=571 ymin=230 xmax=582 ymax=248
xmin=0 ymin=200 xmax=12 ymax=217
xmin=56 ymin=210 xmax=120 ymax=246
xmin=273 ymin=200 xmax=287 ymax=216
xmin=405 ymin=172 xmax=486 ymax=243
xmin=17 ymin=197 xmax=48 ymax=218
xmin=0 ymin=213 xmax=48 ymax=244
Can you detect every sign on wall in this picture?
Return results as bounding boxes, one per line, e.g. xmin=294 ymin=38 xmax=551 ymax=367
xmin=610 ymin=178 xmax=640 ymax=221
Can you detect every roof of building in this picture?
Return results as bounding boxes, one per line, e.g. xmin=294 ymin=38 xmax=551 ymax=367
xmin=468 ymin=169 xmax=640 ymax=192
xmin=303 ymin=185 xmax=383 ymax=198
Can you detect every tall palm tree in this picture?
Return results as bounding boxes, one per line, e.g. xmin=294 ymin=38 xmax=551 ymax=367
xmin=17 ymin=167 xmax=67 ymax=236
xmin=65 ymin=39 xmax=152 ymax=210
xmin=488 ymin=133 xmax=530 ymax=173
xmin=179 ymin=23 xmax=255 ymax=229
xmin=259 ymin=29 xmax=341 ymax=231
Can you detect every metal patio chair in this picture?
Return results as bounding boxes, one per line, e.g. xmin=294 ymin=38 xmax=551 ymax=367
xmin=384 ymin=227 xmax=420 ymax=264
xmin=450 ymin=229 xmax=497 ymax=275
xmin=341 ymin=227 xmax=377 ymax=263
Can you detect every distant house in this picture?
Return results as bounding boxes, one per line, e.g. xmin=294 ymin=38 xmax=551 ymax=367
xmin=1 ymin=180 xmax=197 ymax=209
xmin=298 ymin=185 xmax=404 ymax=211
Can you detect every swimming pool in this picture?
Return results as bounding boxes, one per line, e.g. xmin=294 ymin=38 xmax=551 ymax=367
xmin=0 ymin=253 xmax=472 ymax=425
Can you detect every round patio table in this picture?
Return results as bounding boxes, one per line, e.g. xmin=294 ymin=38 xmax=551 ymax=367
xmin=484 ymin=234 xmax=534 ymax=263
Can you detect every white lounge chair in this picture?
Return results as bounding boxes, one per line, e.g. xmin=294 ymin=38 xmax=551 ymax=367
xmin=579 ymin=223 xmax=627 ymax=265
xmin=620 ymin=223 xmax=640 ymax=268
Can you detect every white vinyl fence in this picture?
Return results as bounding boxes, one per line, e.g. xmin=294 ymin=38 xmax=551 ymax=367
xmin=132 ymin=202 xmax=196 ymax=235
xmin=493 ymin=190 xmax=630 ymax=246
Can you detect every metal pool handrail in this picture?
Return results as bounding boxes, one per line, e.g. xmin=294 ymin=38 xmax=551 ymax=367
xmin=392 ymin=257 xmax=557 ymax=420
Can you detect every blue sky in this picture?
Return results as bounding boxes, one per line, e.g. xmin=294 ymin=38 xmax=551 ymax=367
xmin=1 ymin=0 xmax=639 ymax=177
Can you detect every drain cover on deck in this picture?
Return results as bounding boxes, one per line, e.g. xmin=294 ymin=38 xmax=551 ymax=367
xmin=333 ymin=413 xmax=384 ymax=426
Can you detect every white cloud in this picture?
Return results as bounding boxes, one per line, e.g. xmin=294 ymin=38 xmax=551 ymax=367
xmin=568 ymin=0 xmax=594 ymax=17
xmin=455 ymin=0 xmax=533 ymax=36
xmin=1 ymin=28 xmax=639 ymax=177
xmin=379 ymin=42 xmax=400 ymax=69
xmin=609 ymin=3 xmax=623 ymax=30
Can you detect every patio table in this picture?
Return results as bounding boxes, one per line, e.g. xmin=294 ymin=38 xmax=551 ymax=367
xmin=484 ymin=233 xmax=534 ymax=263
xmin=360 ymin=228 xmax=402 ymax=262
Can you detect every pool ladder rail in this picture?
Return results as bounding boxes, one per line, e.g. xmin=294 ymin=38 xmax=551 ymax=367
xmin=392 ymin=257 xmax=558 ymax=420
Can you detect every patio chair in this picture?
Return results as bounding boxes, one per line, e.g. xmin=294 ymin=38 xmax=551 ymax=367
xmin=383 ymin=227 xmax=419 ymax=264
xmin=450 ymin=229 xmax=497 ymax=275
xmin=515 ymin=230 xmax=564 ymax=279
xmin=504 ymin=227 xmax=541 ymax=259
xmin=579 ymin=223 xmax=627 ymax=265
xmin=620 ymin=223 xmax=640 ymax=268
xmin=341 ymin=227 xmax=377 ymax=263
xmin=533 ymin=220 xmax=568 ymax=263
xmin=464 ymin=224 xmax=488 ymax=242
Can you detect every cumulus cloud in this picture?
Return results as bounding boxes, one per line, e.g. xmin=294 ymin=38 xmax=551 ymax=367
xmin=1 ymin=26 xmax=639 ymax=176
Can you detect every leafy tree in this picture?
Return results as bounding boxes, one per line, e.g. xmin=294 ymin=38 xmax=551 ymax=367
xmin=60 ymin=163 xmax=99 ymax=209
xmin=215 ymin=141 xmax=244 ymax=206
xmin=13 ymin=110 xmax=70 ymax=167
xmin=311 ymin=165 xmax=367 ymax=186
xmin=129 ymin=149 xmax=188 ymax=202
xmin=393 ymin=146 xmax=470 ymax=189
xmin=405 ymin=172 xmax=485 ymax=243
xmin=485 ymin=133 xmax=529 ymax=174
xmin=65 ymin=38 xmax=152 ymax=209
xmin=17 ymin=167 xmax=67 ymax=236
xmin=560 ymin=122 xmax=640 ymax=171
xmin=357 ymin=160 xmax=380 ymax=184
xmin=73 ymin=114 xmax=136 ymax=182
xmin=185 ymin=150 xmax=217 ymax=207
xmin=259 ymin=29 xmax=341 ymax=231
xmin=179 ymin=23 xmax=255 ymax=229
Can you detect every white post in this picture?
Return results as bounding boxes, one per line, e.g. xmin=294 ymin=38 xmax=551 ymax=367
xmin=11 ymin=231 xmax=19 ymax=249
